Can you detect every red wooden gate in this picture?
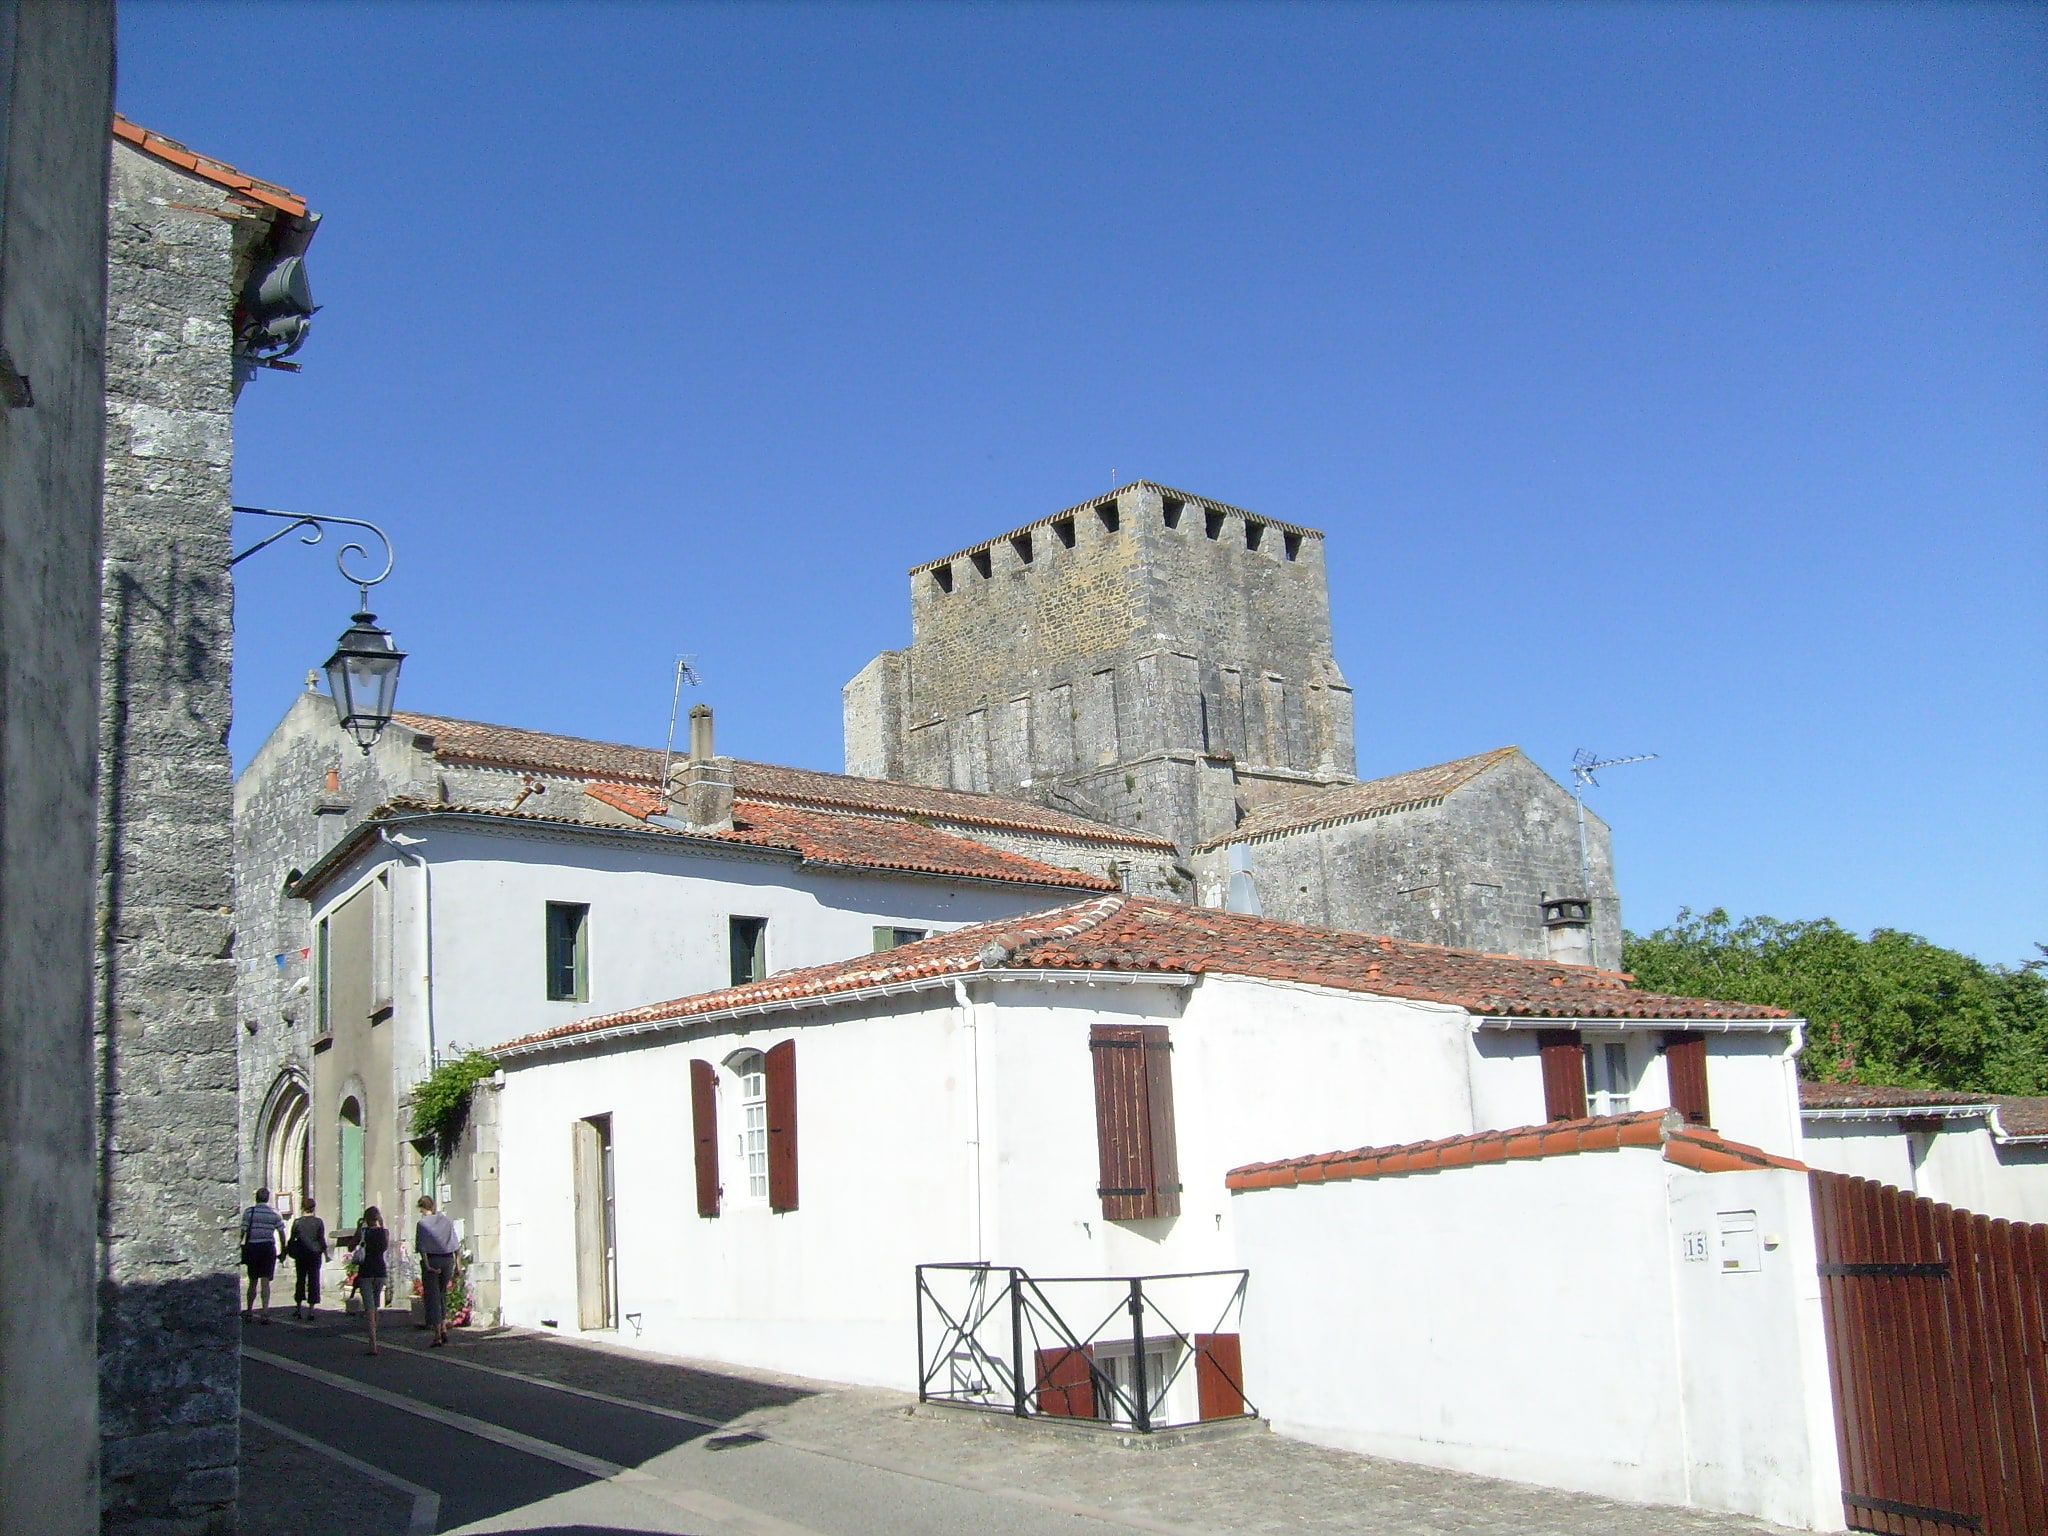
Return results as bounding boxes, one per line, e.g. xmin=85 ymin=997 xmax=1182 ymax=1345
xmin=1810 ymin=1171 xmax=2048 ymax=1535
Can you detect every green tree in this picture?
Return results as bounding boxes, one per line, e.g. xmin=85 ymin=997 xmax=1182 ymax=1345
xmin=1622 ymin=910 xmax=2048 ymax=1094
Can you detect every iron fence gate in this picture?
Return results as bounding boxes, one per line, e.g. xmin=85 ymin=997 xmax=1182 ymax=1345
xmin=1811 ymin=1171 xmax=2048 ymax=1535
xmin=915 ymin=1263 xmax=1253 ymax=1432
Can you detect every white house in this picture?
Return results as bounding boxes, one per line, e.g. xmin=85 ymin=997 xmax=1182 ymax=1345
xmin=484 ymin=893 xmax=1801 ymax=1393
xmin=1797 ymin=1080 xmax=2048 ymax=1224
xmin=280 ymin=762 xmax=1127 ymax=1310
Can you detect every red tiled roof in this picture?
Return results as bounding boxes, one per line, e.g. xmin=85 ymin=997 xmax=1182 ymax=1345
xmin=1200 ymin=747 xmax=1522 ymax=849
xmin=1799 ymin=1081 xmax=2048 ymax=1140
xmin=1225 ymin=1110 xmax=1806 ymax=1192
xmin=492 ymin=894 xmax=1790 ymax=1055
xmin=1996 ymin=1097 xmax=2048 ymax=1138
xmin=296 ymin=794 xmax=1114 ymax=899
xmin=391 ymin=712 xmax=1172 ymax=850
xmin=1799 ymin=1082 xmax=1995 ymax=1112
xmin=112 ymin=115 xmax=308 ymax=217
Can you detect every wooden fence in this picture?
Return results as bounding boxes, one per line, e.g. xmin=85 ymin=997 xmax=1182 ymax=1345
xmin=1810 ymin=1171 xmax=2048 ymax=1535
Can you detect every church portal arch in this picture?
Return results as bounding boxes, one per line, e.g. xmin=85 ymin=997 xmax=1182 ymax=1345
xmin=257 ymin=1072 xmax=310 ymax=1214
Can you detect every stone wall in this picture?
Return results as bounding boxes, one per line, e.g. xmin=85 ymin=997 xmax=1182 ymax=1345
xmin=1196 ymin=752 xmax=1622 ymax=969
xmin=96 ymin=137 xmax=274 ymax=1535
xmin=845 ymin=483 xmax=1356 ymax=850
xmin=0 ymin=7 xmax=115 ymax=1532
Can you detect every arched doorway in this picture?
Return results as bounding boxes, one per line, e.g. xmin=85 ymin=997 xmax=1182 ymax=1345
xmin=258 ymin=1075 xmax=310 ymax=1215
xmin=338 ymin=1096 xmax=365 ymax=1228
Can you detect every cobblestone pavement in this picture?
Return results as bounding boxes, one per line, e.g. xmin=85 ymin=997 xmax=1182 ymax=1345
xmin=397 ymin=1326 xmax=1803 ymax=1536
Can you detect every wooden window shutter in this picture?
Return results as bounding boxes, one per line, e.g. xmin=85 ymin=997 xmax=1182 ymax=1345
xmin=690 ymin=1059 xmax=720 ymax=1217
xmin=765 ymin=1038 xmax=798 ymax=1212
xmin=1665 ymin=1032 xmax=1711 ymax=1126
xmin=1090 ymin=1024 xmax=1179 ymax=1220
xmin=1034 ymin=1345 xmax=1097 ymax=1418
xmin=1538 ymin=1030 xmax=1588 ymax=1121
xmin=1194 ymin=1333 xmax=1245 ymax=1420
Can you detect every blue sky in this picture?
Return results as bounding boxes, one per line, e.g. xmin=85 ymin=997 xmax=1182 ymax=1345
xmin=118 ymin=2 xmax=2044 ymax=964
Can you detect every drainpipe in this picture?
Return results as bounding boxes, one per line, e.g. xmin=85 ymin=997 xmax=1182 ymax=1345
xmin=378 ymin=827 xmax=436 ymax=1068
xmin=950 ymin=978 xmax=985 ymax=1262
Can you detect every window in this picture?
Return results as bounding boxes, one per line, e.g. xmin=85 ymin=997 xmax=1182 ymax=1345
xmin=546 ymin=902 xmax=588 ymax=1001
xmin=1090 ymin=1024 xmax=1180 ymax=1220
xmin=314 ymin=917 xmax=331 ymax=1034
xmin=873 ymin=925 xmax=928 ymax=952
xmin=1161 ymin=498 xmax=1185 ymax=529
xmin=1585 ymin=1040 xmax=1633 ymax=1115
xmin=734 ymin=1050 xmax=769 ymax=1199
xmin=370 ymin=872 xmax=393 ymax=1014
xmin=1664 ymin=1032 xmax=1711 ymax=1125
xmin=1052 ymin=515 xmax=1076 ymax=548
xmin=729 ymin=916 xmax=767 ymax=986
xmin=1096 ymin=500 xmax=1120 ymax=533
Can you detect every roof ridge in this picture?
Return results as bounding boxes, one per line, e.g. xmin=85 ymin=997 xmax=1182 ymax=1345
xmin=984 ymin=895 xmax=1131 ymax=967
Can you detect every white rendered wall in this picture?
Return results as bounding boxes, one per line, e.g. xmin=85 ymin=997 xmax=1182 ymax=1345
xmin=1466 ymin=1026 xmax=1803 ymax=1158
xmin=1234 ymin=1155 xmax=1844 ymax=1530
xmin=1800 ymin=1119 xmax=2048 ymax=1226
xmin=496 ymin=993 xmax=975 ymax=1389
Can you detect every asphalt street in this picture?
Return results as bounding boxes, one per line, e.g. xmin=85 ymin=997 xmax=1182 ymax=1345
xmin=242 ymin=1313 xmax=1152 ymax=1536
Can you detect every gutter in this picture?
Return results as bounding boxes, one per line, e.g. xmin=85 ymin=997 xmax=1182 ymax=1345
xmin=1473 ymin=1015 xmax=1792 ymax=1034
xmin=491 ymin=968 xmax=1195 ymax=1062
xmin=1801 ymin=1102 xmax=2048 ymax=1146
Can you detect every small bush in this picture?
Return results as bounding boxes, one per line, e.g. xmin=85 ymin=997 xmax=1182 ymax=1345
xmin=409 ymin=1050 xmax=496 ymax=1153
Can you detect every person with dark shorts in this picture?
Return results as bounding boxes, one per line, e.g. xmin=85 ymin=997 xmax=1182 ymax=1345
xmin=415 ymin=1196 xmax=460 ymax=1346
xmin=240 ymin=1189 xmax=286 ymax=1323
xmin=350 ymin=1207 xmax=390 ymax=1355
xmin=286 ymin=1197 xmax=328 ymax=1320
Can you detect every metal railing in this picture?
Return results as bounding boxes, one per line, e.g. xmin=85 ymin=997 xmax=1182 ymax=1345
xmin=915 ymin=1263 xmax=1253 ymax=1432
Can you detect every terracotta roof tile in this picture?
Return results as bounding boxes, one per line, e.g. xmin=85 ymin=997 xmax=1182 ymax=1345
xmin=493 ymin=894 xmax=1790 ymax=1056
xmin=1200 ymin=747 xmax=1522 ymax=849
xmin=112 ymin=115 xmax=308 ymax=217
xmin=1798 ymin=1080 xmax=2048 ymax=1140
xmin=306 ymin=794 xmax=1115 ymax=898
xmin=391 ymin=711 xmax=1172 ymax=849
xmin=1225 ymin=1111 xmax=1805 ymax=1191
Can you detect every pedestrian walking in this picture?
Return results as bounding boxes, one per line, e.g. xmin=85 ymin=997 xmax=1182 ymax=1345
xmin=240 ymin=1188 xmax=286 ymax=1323
xmin=350 ymin=1207 xmax=390 ymax=1355
xmin=285 ymin=1197 xmax=328 ymax=1320
xmin=415 ymin=1195 xmax=460 ymax=1347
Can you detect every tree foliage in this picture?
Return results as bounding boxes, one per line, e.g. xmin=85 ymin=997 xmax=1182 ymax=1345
xmin=408 ymin=1050 xmax=497 ymax=1152
xmin=1622 ymin=911 xmax=2048 ymax=1094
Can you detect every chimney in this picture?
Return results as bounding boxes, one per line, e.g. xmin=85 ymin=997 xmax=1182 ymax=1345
xmin=668 ymin=703 xmax=734 ymax=832
xmin=1541 ymin=894 xmax=1594 ymax=968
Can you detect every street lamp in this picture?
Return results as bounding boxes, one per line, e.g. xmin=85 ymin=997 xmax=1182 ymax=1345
xmin=232 ymin=506 xmax=405 ymax=752
xmin=323 ymin=607 xmax=406 ymax=751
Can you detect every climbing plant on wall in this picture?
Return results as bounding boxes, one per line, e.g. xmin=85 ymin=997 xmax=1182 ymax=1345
xmin=408 ymin=1050 xmax=497 ymax=1155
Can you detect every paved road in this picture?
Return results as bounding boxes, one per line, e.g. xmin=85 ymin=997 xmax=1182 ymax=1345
xmin=242 ymin=1312 xmax=1800 ymax=1536
xmin=243 ymin=1314 xmax=1149 ymax=1536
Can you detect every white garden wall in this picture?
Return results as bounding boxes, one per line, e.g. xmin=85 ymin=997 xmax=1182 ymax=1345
xmin=1233 ymin=1151 xmax=1843 ymax=1530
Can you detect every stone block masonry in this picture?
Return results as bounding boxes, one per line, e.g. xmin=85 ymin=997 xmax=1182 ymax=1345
xmin=0 ymin=9 xmax=116 ymax=1533
xmin=96 ymin=136 xmax=282 ymax=1536
xmin=846 ymin=483 xmax=1356 ymax=851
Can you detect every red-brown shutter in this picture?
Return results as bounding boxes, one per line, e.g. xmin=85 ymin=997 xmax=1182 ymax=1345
xmin=1143 ymin=1029 xmax=1181 ymax=1219
xmin=1091 ymin=1024 xmax=1177 ymax=1220
xmin=765 ymin=1038 xmax=798 ymax=1212
xmin=1194 ymin=1333 xmax=1245 ymax=1420
xmin=1034 ymin=1345 xmax=1097 ymax=1418
xmin=690 ymin=1059 xmax=721 ymax=1218
xmin=1538 ymin=1030 xmax=1588 ymax=1121
xmin=1665 ymin=1032 xmax=1711 ymax=1126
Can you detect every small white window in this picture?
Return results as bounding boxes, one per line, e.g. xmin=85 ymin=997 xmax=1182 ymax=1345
xmin=1585 ymin=1039 xmax=1633 ymax=1115
xmin=733 ymin=1050 xmax=768 ymax=1200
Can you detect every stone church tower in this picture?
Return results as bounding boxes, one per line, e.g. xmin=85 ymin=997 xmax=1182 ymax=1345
xmin=845 ymin=481 xmax=1356 ymax=853
xmin=846 ymin=481 xmax=1623 ymax=968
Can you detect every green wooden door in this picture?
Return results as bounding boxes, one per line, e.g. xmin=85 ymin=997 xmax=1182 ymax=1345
xmin=339 ymin=1105 xmax=364 ymax=1226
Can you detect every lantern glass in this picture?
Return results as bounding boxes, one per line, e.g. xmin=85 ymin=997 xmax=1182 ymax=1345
xmin=323 ymin=609 xmax=405 ymax=751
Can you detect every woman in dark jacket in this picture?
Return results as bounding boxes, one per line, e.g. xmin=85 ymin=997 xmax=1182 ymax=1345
xmin=350 ymin=1207 xmax=389 ymax=1355
xmin=286 ymin=1197 xmax=328 ymax=1320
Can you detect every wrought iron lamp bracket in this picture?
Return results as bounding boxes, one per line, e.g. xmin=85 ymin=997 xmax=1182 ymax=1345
xmin=231 ymin=505 xmax=395 ymax=608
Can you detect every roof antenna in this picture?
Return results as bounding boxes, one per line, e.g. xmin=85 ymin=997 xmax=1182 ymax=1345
xmin=1568 ymin=748 xmax=1658 ymax=897
xmin=660 ymin=655 xmax=702 ymax=789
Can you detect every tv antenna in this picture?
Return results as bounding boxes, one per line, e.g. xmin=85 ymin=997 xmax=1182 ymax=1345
xmin=660 ymin=655 xmax=703 ymax=788
xmin=1568 ymin=748 xmax=1658 ymax=897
